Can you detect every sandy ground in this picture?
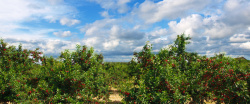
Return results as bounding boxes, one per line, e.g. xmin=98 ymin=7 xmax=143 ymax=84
xmin=107 ymin=87 xmax=219 ymax=104
xmin=109 ymin=87 xmax=123 ymax=103
xmin=0 ymin=88 xmax=222 ymax=104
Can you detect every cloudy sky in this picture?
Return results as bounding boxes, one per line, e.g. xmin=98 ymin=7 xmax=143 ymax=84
xmin=0 ymin=0 xmax=250 ymax=61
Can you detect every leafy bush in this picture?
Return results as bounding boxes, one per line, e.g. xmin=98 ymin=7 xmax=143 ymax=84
xmin=0 ymin=39 xmax=110 ymax=103
xmin=1 ymin=34 xmax=249 ymax=104
xmin=122 ymin=34 xmax=250 ymax=104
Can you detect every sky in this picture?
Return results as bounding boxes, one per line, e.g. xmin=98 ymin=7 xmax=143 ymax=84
xmin=0 ymin=0 xmax=250 ymax=62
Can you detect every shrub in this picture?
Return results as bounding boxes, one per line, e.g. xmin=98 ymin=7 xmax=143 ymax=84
xmin=0 ymin=39 xmax=110 ymax=103
xmin=122 ymin=34 xmax=250 ymax=103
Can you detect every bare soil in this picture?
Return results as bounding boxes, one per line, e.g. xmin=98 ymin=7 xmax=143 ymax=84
xmin=108 ymin=87 xmax=123 ymax=103
xmin=0 ymin=88 xmax=222 ymax=104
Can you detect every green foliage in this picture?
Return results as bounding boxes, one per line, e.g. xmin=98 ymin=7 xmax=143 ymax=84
xmin=0 ymin=39 xmax=110 ymax=103
xmin=1 ymin=34 xmax=250 ymax=104
xmin=104 ymin=62 xmax=130 ymax=88
xmin=122 ymin=34 xmax=250 ymax=104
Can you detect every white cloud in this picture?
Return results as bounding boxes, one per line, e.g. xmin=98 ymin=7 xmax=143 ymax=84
xmin=0 ymin=0 xmax=78 ymax=36
xmin=100 ymin=11 xmax=111 ymax=18
xmin=110 ymin=25 xmax=120 ymax=37
xmin=239 ymin=42 xmax=250 ymax=50
xmin=149 ymin=28 xmax=168 ymax=38
xmin=81 ymin=19 xmax=117 ymax=36
xmin=229 ymin=34 xmax=250 ymax=42
xmin=37 ymin=39 xmax=79 ymax=55
xmin=89 ymin=0 xmax=131 ymax=13
xmin=0 ymin=28 xmax=55 ymax=41
xmin=0 ymin=0 xmax=76 ymax=23
xmin=117 ymin=0 xmax=130 ymax=5
xmin=135 ymin=0 xmax=216 ymax=24
xmin=53 ymin=31 xmax=72 ymax=37
xmin=163 ymin=10 xmax=250 ymax=60
xmin=39 ymin=39 xmax=61 ymax=53
xmin=4 ymin=38 xmax=80 ymax=58
xmin=80 ymin=0 xmax=250 ymax=61
xmin=110 ymin=26 xmax=145 ymax=40
xmin=204 ymin=22 xmax=234 ymax=39
xmin=167 ymin=12 xmax=248 ymax=41
xmin=224 ymin=0 xmax=240 ymax=10
xmin=83 ymin=37 xmax=102 ymax=48
xmin=48 ymin=0 xmax=63 ymax=5
xmin=0 ymin=0 xmax=80 ymax=58
xmin=80 ymin=17 xmax=147 ymax=61
xmin=168 ymin=14 xmax=203 ymax=38
xmin=146 ymin=28 xmax=170 ymax=49
xmin=0 ymin=0 xmax=30 ymax=22
xmin=133 ymin=46 xmax=143 ymax=52
xmin=223 ymin=0 xmax=250 ymax=25
xmin=117 ymin=0 xmax=131 ymax=13
xmin=104 ymin=55 xmax=133 ymax=62
xmin=2 ymin=0 xmax=250 ymax=61
xmin=0 ymin=24 xmax=21 ymax=33
xmin=85 ymin=26 xmax=98 ymax=36
xmin=103 ymin=39 xmax=119 ymax=50
xmin=60 ymin=17 xmax=80 ymax=26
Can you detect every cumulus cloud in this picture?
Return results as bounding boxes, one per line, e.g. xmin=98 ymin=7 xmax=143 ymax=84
xmin=168 ymin=14 xmax=203 ymax=38
xmin=204 ymin=22 xmax=235 ymax=39
xmin=223 ymin=0 xmax=250 ymax=25
xmin=4 ymin=38 xmax=80 ymax=58
xmin=167 ymin=14 xmax=229 ymax=41
xmin=60 ymin=17 xmax=80 ymax=26
xmin=0 ymin=0 xmax=78 ymax=41
xmin=0 ymin=28 xmax=55 ymax=41
xmin=0 ymin=0 xmax=82 ymax=58
xmin=100 ymin=11 xmax=109 ymax=18
xmin=2 ymin=0 xmax=250 ymax=61
xmin=0 ymin=0 xmax=76 ymax=23
xmin=79 ymin=0 xmax=250 ymax=61
xmin=89 ymin=0 xmax=131 ymax=13
xmin=167 ymin=12 xmax=249 ymax=41
xmin=145 ymin=28 xmax=170 ymax=50
xmin=135 ymin=0 xmax=218 ymax=24
xmin=103 ymin=39 xmax=119 ymax=50
xmin=81 ymin=19 xmax=117 ymax=36
xmin=39 ymin=39 xmax=65 ymax=53
xmin=80 ymin=18 xmax=147 ymax=58
xmin=239 ymin=42 xmax=250 ymax=50
xmin=229 ymin=34 xmax=250 ymax=43
xmin=92 ymin=0 xmax=250 ymax=61
xmin=48 ymin=0 xmax=63 ymax=5
xmin=53 ymin=31 xmax=72 ymax=37
xmin=83 ymin=37 xmax=103 ymax=48
xmin=165 ymin=10 xmax=250 ymax=59
xmin=148 ymin=28 xmax=168 ymax=39
xmin=133 ymin=46 xmax=143 ymax=52
xmin=110 ymin=25 xmax=145 ymax=40
xmin=104 ymin=55 xmax=133 ymax=62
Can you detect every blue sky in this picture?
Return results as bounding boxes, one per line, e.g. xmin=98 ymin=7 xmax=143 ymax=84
xmin=0 ymin=0 xmax=250 ymax=61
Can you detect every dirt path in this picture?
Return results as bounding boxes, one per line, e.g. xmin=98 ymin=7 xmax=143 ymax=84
xmin=108 ymin=87 xmax=123 ymax=104
xmin=0 ymin=88 xmax=220 ymax=104
xmin=106 ymin=87 xmax=219 ymax=104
